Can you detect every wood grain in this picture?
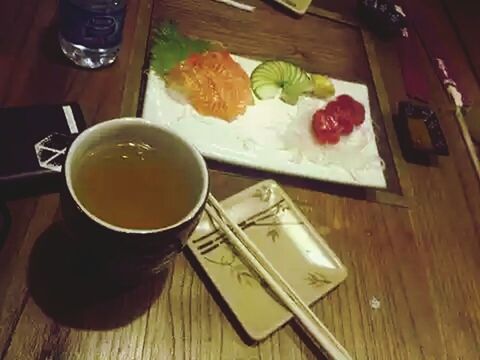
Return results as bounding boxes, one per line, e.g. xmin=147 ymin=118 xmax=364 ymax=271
xmin=441 ymin=0 xmax=480 ymax=88
xmin=2 ymin=189 xmax=439 ymax=360
xmin=0 ymin=0 xmax=480 ymax=359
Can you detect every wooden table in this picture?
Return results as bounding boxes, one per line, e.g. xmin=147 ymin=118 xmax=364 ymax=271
xmin=1 ymin=0 xmax=480 ymax=359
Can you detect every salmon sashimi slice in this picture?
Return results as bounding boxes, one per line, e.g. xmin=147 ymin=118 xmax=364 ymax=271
xmin=165 ymin=51 xmax=253 ymax=121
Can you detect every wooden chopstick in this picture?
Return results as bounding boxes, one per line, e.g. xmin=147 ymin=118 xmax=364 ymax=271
xmin=455 ymin=107 xmax=480 ymax=183
xmin=206 ymin=194 xmax=352 ymax=360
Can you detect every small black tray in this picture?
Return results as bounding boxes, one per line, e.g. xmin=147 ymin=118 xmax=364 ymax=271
xmin=395 ymin=101 xmax=449 ymax=165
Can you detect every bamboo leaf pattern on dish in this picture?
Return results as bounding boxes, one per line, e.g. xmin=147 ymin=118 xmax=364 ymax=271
xmin=232 ymin=263 xmax=255 ymax=286
xmin=253 ymin=185 xmax=274 ymax=202
xmin=204 ymin=248 xmax=257 ymax=287
xmin=196 ymin=189 xmax=307 ymax=287
xmin=267 ymin=228 xmax=279 ymax=242
xmin=195 ymin=197 xmax=307 ymax=256
xmin=195 ymin=199 xmax=294 ymax=254
xmin=306 ymin=271 xmax=332 ymax=288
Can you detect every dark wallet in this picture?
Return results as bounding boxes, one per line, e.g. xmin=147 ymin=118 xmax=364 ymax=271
xmin=0 ymin=103 xmax=86 ymax=200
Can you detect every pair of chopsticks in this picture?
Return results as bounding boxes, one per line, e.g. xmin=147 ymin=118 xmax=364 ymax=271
xmin=205 ymin=194 xmax=352 ymax=360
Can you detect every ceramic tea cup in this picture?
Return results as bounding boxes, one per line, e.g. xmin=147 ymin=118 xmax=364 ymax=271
xmin=61 ymin=118 xmax=209 ymax=282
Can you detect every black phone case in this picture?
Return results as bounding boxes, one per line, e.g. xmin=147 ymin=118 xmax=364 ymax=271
xmin=0 ymin=103 xmax=86 ymax=200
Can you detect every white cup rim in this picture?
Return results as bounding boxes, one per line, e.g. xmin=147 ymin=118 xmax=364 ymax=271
xmin=64 ymin=117 xmax=209 ymax=234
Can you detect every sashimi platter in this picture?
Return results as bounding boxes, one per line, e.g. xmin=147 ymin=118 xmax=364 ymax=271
xmin=142 ymin=22 xmax=387 ymax=188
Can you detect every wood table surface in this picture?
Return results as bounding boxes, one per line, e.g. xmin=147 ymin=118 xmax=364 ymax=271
xmin=1 ymin=0 xmax=479 ymax=359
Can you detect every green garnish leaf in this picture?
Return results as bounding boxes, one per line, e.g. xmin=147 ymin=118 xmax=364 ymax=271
xmin=150 ymin=21 xmax=214 ymax=77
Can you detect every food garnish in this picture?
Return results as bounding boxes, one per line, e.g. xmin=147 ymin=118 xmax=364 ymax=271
xmin=310 ymin=74 xmax=335 ymax=99
xmin=251 ymin=60 xmax=336 ymax=104
xmin=150 ymin=21 xmax=217 ymax=77
xmin=250 ymin=61 xmax=313 ymax=105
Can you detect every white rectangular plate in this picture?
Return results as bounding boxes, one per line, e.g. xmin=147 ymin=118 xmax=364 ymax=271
xmin=187 ymin=180 xmax=348 ymax=341
xmin=142 ymin=55 xmax=386 ymax=188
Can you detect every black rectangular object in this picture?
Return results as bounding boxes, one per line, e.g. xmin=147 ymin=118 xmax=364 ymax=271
xmin=0 ymin=103 xmax=86 ymax=200
xmin=395 ymin=102 xmax=449 ymax=166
